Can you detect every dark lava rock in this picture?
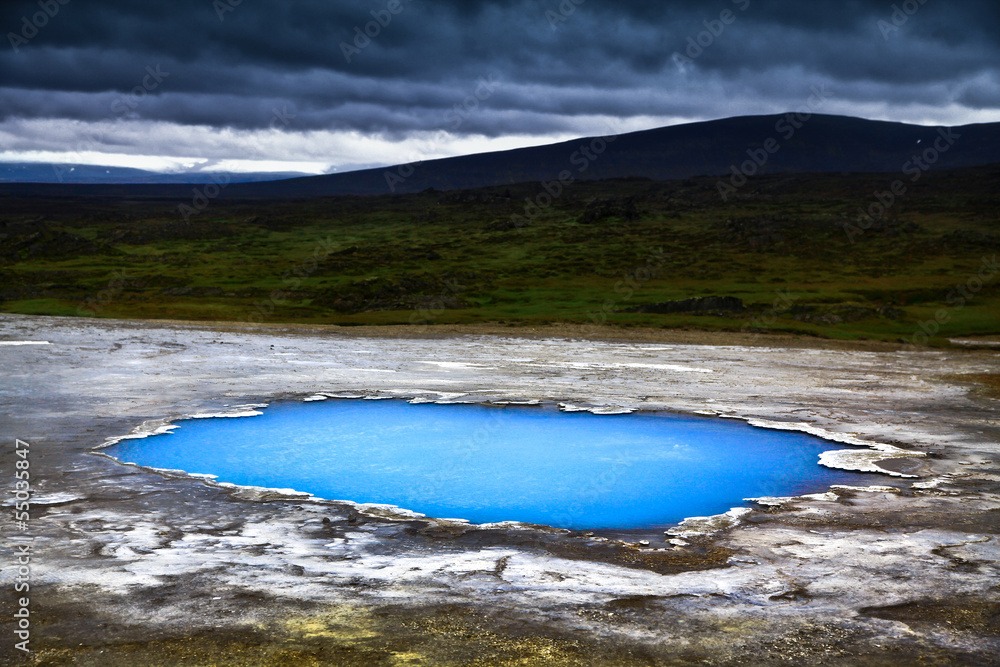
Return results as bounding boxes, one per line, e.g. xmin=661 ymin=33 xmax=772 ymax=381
xmin=317 ymin=272 xmax=473 ymax=313
xmin=626 ymin=296 xmax=745 ymax=315
xmin=940 ymin=229 xmax=1000 ymax=250
xmin=0 ymin=222 xmax=118 ymax=263
xmin=486 ymin=218 xmax=527 ymax=232
xmin=579 ymin=197 xmax=639 ymax=224
xmin=789 ymin=304 xmax=904 ymax=324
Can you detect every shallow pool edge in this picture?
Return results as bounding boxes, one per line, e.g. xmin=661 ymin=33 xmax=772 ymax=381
xmin=91 ymin=390 xmax=924 ymax=536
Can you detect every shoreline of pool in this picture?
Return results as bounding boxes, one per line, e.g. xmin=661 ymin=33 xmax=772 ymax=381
xmin=3 ymin=312 xmax=997 ymax=664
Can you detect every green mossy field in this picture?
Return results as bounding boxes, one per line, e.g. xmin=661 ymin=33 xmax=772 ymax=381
xmin=2 ymin=166 xmax=998 ymax=344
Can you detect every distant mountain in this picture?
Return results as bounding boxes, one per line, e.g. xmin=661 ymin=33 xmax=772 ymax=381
xmin=1 ymin=114 xmax=998 ymax=199
xmin=230 ymin=114 xmax=998 ymax=198
xmin=0 ymin=162 xmax=310 ymax=185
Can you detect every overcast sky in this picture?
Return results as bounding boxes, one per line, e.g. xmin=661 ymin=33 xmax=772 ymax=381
xmin=1 ymin=0 xmax=998 ymax=174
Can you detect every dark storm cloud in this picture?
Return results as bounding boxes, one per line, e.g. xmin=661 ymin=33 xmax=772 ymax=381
xmin=1 ymin=0 xmax=998 ymax=163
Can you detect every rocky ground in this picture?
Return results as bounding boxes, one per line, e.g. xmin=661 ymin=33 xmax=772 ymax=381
xmin=0 ymin=314 xmax=997 ymax=666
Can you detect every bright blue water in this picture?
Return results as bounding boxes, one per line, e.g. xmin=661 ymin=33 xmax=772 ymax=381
xmin=107 ymin=400 xmax=875 ymax=530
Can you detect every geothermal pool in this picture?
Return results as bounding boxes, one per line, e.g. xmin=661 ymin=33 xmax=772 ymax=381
xmin=106 ymin=400 xmax=876 ymax=529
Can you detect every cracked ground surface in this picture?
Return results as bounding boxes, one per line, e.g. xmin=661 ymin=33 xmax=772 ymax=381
xmin=0 ymin=314 xmax=998 ymax=665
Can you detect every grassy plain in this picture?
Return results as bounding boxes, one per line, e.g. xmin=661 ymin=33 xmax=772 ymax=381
xmin=2 ymin=165 xmax=998 ymax=344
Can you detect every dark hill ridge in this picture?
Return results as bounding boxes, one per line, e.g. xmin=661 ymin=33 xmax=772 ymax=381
xmin=238 ymin=114 xmax=999 ymax=198
xmin=1 ymin=114 xmax=998 ymax=200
